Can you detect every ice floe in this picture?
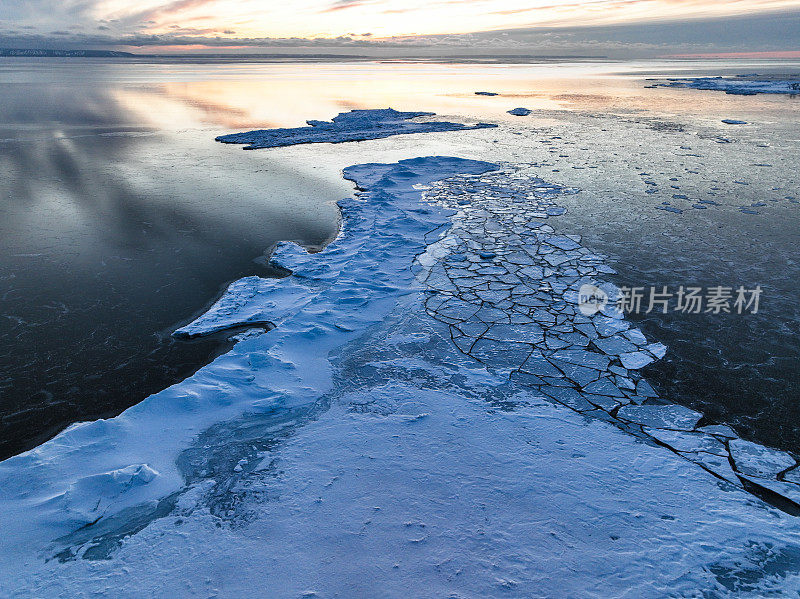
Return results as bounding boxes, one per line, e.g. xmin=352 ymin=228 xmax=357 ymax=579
xmin=649 ymin=77 xmax=800 ymax=96
xmin=1 ymin=152 xmax=800 ymax=595
xmin=216 ymin=108 xmax=496 ymax=150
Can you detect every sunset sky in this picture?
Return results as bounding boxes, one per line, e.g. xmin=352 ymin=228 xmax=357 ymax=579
xmin=1 ymin=0 xmax=799 ymax=56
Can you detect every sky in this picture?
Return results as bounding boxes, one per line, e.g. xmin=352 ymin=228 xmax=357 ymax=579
xmin=0 ymin=0 xmax=799 ymax=57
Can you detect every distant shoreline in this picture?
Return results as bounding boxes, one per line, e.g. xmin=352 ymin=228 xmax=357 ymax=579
xmin=0 ymin=48 xmax=607 ymax=63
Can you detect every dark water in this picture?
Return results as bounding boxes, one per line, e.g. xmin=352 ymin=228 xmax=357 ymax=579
xmin=548 ymin=107 xmax=800 ymax=452
xmin=0 ymin=72 xmax=342 ymax=459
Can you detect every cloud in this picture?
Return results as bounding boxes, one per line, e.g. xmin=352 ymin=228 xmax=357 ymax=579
xmin=0 ymin=0 xmax=798 ymax=58
xmin=320 ymin=0 xmax=379 ymax=12
xmin=121 ymin=0 xmax=222 ymax=25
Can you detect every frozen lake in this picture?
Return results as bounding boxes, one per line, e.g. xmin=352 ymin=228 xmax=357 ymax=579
xmin=0 ymin=57 xmax=798 ymax=460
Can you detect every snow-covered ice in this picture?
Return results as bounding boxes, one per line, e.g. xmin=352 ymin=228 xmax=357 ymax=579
xmin=216 ymin=108 xmax=496 ymax=150
xmin=1 ymin=146 xmax=800 ymax=596
xmin=649 ymin=77 xmax=800 ymax=96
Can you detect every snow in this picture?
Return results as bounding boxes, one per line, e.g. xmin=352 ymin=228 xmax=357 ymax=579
xmin=215 ymin=108 xmax=496 ymax=150
xmin=1 ymin=144 xmax=800 ymax=596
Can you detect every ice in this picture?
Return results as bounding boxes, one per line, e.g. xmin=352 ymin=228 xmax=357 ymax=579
xmin=508 ymin=108 xmax=532 ymax=116
xmin=593 ymin=335 xmax=637 ymax=355
xmin=645 ymin=428 xmax=728 ymax=456
xmin=722 ymin=119 xmax=748 ymax=125
xmin=594 ymin=315 xmax=630 ymax=337
xmin=2 ymin=151 xmax=800 ymax=596
xmin=656 ymin=205 xmax=683 ymax=214
xmin=175 ymin=276 xmax=293 ymax=337
xmin=649 ymin=77 xmax=800 ymax=96
xmin=617 ymin=404 xmax=703 ymax=430
xmin=475 ymin=91 xmax=498 ymax=96
xmin=216 ymin=108 xmax=496 ymax=150
xmin=698 ymin=424 xmax=738 ymax=438
xmin=40 ymin=464 xmax=159 ymax=527
xmin=646 ymin=342 xmax=668 ymax=359
xmin=785 ymin=468 xmax=800 ymax=485
xmin=729 ymin=439 xmax=797 ymax=479
xmin=619 ymin=351 xmax=655 ymax=369
xmin=550 ymin=348 xmax=610 ymax=370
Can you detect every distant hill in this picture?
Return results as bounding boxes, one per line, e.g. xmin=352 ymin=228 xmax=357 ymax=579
xmin=0 ymin=48 xmax=135 ymax=58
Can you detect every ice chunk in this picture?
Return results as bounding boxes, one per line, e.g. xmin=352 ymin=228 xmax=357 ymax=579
xmin=617 ymin=404 xmax=703 ymax=430
xmin=619 ymin=351 xmax=655 ymax=370
xmin=593 ymin=335 xmax=637 ymax=356
xmin=550 ymin=349 xmax=610 ymax=370
xmin=656 ymin=205 xmax=683 ymax=214
xmin=697 ymin=424 xmax=737 ymax=438
xmin=645 ymin=428 xmax=728 ymax=455
xmin=649 ymin=77 xmax=800 ymax=96
xmin=729 ymin=439 xmax=796 ymax=478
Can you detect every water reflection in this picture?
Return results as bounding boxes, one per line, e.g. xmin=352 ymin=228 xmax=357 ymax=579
xmin=0 ymin=75 xmax=343 ymax=459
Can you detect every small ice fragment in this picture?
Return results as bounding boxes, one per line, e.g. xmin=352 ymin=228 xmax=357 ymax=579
xmin=721 ymin=119 xmax=747 ymax=125
xmin=697 ymin=424 xmax=738 ymax=438
xmin=656 ymin=205 xmax=683 ymax=214
xmin=619 ymin=351 xmax=655 ymax=370
xmin=623 ymin=328 xmax=647 ymax=345
xmin=507 ymin=108 xmax=532 ymax=116
xmin=593 ymin=335 xmax=637 ymax=356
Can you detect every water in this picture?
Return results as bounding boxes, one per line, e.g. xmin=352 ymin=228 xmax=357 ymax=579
xmin=0 ymin=57 xmax=798 ymax=458
xmin=0 ymin=61 xmax=345 ymax=458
